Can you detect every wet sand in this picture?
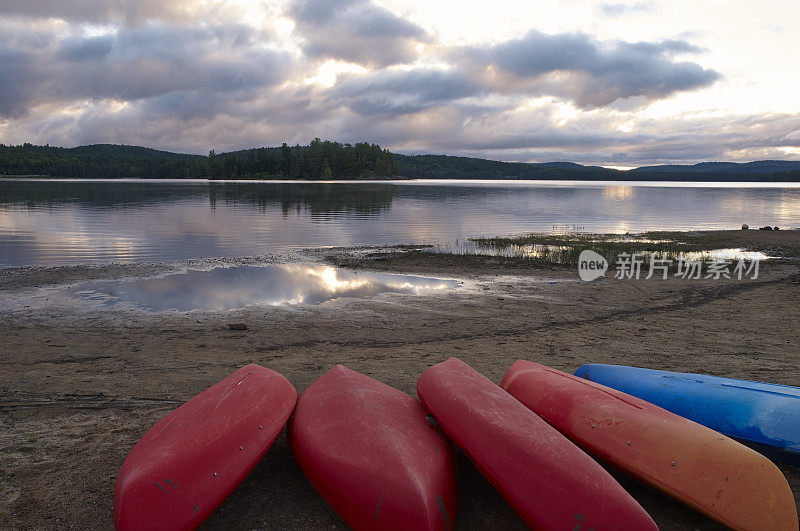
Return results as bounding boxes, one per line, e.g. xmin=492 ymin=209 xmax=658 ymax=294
xmin=1 ymin=231 xmax=799 ymax=529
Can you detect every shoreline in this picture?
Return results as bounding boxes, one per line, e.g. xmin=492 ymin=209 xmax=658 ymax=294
xmin=5 ymin=176 xmax=800 ymax=186
xmin=1 ymin=230 xmax=799 ymax=529
xmin=3 ymin=229 xmax=800 ymax=286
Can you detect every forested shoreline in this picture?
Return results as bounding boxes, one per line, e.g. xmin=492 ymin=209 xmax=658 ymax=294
xmin=2 ymin=141 xmax=800 ymax=181
xmin=0 ymin=139 xmax=397 ymax=180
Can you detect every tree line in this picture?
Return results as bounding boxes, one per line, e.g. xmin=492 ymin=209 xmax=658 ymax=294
xmin=208 ymin=139 xmax=397 ymax=179
xmin=0 ymin=139 xmax=398 ymax=180
xmin=2 ymin=141 xmax=799 ymax=182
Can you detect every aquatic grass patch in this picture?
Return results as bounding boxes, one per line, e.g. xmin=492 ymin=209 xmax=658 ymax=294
xmin=326 ymin=230 xmax=792 ymax=274
xmin=326 ymin=248 xmax=552 ymax=271
xmin=472 ymin=230 xmax=797 ymax=257
xmin=470 ymin=232 xmax=711 ymax=254
xmin=440 ymin=235 xmax=691 ymax=267
xmin=432 ymin=232 xmax=775 ymax=272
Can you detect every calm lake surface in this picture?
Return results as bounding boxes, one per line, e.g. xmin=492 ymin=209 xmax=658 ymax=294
xmin=1 ymin=179 xmax=799 ymax=267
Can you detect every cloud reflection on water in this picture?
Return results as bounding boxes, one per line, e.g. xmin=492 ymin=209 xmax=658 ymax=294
xmin=70 ymin=264 xmax=458 ymax=311
xmin=2 ymin=180 xmax=800 ymax=267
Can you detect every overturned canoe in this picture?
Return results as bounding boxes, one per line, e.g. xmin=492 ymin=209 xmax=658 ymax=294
xmin=290 ymin=365 xmax=457 ymax=530
xmin=575 ymin=363 xmax=800 ymax=466
xmin=417 ymin=357 xmax=656 ymax=530
xmin=503 ymin=360 xmax=798 ymax=531
xmin=114 ymin=364 xmax=297 ymax=530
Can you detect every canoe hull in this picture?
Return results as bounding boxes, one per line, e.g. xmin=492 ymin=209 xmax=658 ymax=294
xmin=290 ymin=365 xmax=457 ymax=530
xmin=417 ymin=357 xmax=656 ymax=530
xmin=114 ymin=364 xmax=297 ymax=531
xmin=503 ymin=360 xmax=798 ymax=531
xmin=575 ymin=363 xmax=800 ymax=465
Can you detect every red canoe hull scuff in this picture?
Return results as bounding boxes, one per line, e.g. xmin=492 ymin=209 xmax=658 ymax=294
xmin=417 ymin=357 xmax=657 ymax=530
xmin=114 ymin=364 xmax=297 ymax=530
xmin=290 ymin=364 xmax=457 ymax=530
xmin=501 ymin=360 xmax=799 ymax=531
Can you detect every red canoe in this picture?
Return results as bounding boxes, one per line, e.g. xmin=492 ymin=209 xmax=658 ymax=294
xmin=501 ymin=360 xmax=799 ymax=531
xmin=114 ymin=364 xmax=297 ymax=530
xmin=417 ymin=358 xmax=656 ymax=530
xmin=290 ymin=365 xmax=457 ymax=530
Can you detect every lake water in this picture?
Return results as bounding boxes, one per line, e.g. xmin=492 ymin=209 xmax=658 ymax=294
xmin=63 ymin=264 xmax=459 ymax=311
xmin=1 ymin=179 xmax=799 ymax=267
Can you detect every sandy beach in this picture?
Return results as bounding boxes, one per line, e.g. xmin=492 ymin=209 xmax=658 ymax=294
xmin=1 ymin=230 xmax=799 ymax=529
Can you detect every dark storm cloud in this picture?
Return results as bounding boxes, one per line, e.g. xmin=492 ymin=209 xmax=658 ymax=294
xmin=289 ymin=0 xmax=430 ymax=67
xmin=452 ymin=30 xmax=721 ymax=108
xmin=0 ymin=21 xmax=292 ymax=118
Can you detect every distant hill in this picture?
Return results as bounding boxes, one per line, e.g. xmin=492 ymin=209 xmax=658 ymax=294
xmin=69 ymin=143 xmax=202 ymax=161
xmin=539 ymin=161 xmax=609 ymax=170
xmin=631 ymin=160 xmax=800 ymax=174
xmin=391 ymin=154 xmax=620 ymax=180
xmin=0 ymin=143 xmax=205 ymax=179
xmin=392 ymin=153 xmax=800 ymax=181
xmin=1 ymin=142 xmax=799 ymax=181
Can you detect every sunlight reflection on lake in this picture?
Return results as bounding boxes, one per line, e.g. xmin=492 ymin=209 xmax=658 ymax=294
xmin=66 ymin=264 xmax=459 ymax=311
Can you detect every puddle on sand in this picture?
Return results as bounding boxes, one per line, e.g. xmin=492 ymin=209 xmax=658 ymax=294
xmin=65 ymin=264 xmax=459 ymax=311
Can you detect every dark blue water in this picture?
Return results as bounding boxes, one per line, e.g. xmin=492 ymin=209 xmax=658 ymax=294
xmin=1 ymin=179 xmax=799 ymax=266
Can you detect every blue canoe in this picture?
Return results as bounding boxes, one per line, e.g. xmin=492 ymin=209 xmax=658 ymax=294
xmin=574 ymin=364 xmax=800 ymax=466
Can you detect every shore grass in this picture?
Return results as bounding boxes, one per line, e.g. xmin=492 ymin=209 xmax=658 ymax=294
xmin=468 ymin=232 xmax=718 ymax=268
xmin=327 ymin=230 xmax=800 ymax=273
xmin=472 ymin=230 xmax=800 ymax=260
xmin=326 ymin=249 xmax=555 ymax=270
xmin=471 ymin=231 xmax=710 ymax=251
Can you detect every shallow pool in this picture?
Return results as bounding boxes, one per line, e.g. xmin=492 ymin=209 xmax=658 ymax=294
xmin=65 ymin=264 xmax=459 ymax=311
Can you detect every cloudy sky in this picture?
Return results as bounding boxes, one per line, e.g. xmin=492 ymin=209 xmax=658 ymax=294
xmin=1 ymin=0 xmax=799 ymax=167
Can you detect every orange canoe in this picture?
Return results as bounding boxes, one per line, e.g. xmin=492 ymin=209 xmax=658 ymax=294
xmin=501 ymin=360 xmax=798 ymax=531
